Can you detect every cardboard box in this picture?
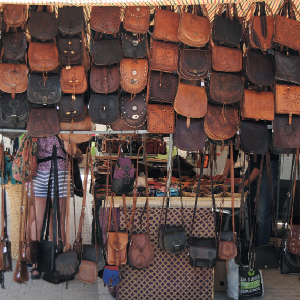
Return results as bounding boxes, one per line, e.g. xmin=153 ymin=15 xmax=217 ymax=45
xmin=214 ymin=261 xmax=227 ymax=292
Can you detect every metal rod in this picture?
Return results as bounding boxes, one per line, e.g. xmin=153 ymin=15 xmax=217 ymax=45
xmin=0 ymin=129 xmax=149 ymax=134
xmin=166 ymin=134 xmax=173 ymax=207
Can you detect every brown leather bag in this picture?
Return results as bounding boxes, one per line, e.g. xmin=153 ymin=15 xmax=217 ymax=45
xmin=90 ymin=6 xmax=121 ymax=34
xmin=59 ymin=95 xmax=85 ymax=123
xmin=0 ymin=63 xmax=28 ymax=99
xmin=212 ymin=44 xmax=242 ymax=72
xmin=60 ymin=65 xmax=87 ymax=95
xmin=242 ymin=89 xmax=274 ymax=121
xmin=120 ymin=58 xmax=148 ymax=94
xmin=58 ymin=37 xmax=83 ymax=66
xmin=123 ymin=6 xmax=150 ymax=34
xmin=147 ymin=104 xmax=175 ymax=134
xmin=275 ymin=52 xmax=300 ymax=84
xmin=3 ymin=5 xmax=27 ymax=31
xmin=2 ymin=31 xmax=27 ymax=62
xmin=111 ymin=117 xmax=145 ymax=131
xmin=78 ymin=260 xmax=97 ymax=284
xmin=218 ymin=241 xmax=238 ymax=261
xmin=286 ymin=225 xmax=300 ymax=255
xmin=28 ymin=42 xmax=59 ymax=72
xmin=149 ymin=39 xmax=178 ymax=73
xmin=106 ymin=231 xmax=129 ymax=266
xmin=90 ymin=64 xmax=120 ymax=94
xmin=178 ymin=49 xmax=211 ymax=80
xmin=153 ymin=9 xmax=180 ymax=43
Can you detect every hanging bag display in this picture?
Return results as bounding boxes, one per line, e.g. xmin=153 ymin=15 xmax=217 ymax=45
xmin=123 ymin=6 xmax=150 ymax=34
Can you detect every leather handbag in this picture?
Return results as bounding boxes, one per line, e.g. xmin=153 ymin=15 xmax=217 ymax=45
xmin=242 ymin=89 xmax=274 ymax=121
xmin=178 ymin=49 xmax=211 ymax=80
xmin=59 ymin=94 xmax=85 ymax=123
xmin=121 ymin=29 xmax=147 ymax=59
xmin=28 ymin=42 xmax=59 ymax=72
xmin=120 ymin=93 xmax=147 ymax=128
xmin=58 ymin=37 xmax=83 ymax=66
xmin=0 ymin=63 xmax=28 ymax=99
xmin=3 ymin=5 xmax=27 ymax=31
xmin=153 ymin=8 xmax=180 ymax=43
xmin=149 ymin=39 xmax=179 ymax=73
xmin=90 ymin=64 xmax=120 ymax=94
xmin=275 ymin=52 xmax=300 ymax=84
xmin=92 ymin=39 xmax=123 ymax=66
xmin=111 ymin=117 xmax=145 ymax=131
xmin=147 ymin=70 xmax=178 ymax=103
xmin=89 ymin=93 xmax=119 ymax=125
xmin=207 ymin=72 xmax=243 ymax=105
xmin=243 ymin=49 xmax=275 ymax=86
xmin=120 ymin=58 xmax=148 ymax=94
xmin=287 ymin=225 xmax=300 ymax=255
xmin=60 ymin=66 xmax=87 ymax=95
xmin=27 ymin=73 xmax=61 ymax=105
xmin=27 ymin=11 xmax=58 ymax=41
xmin=178 ymin=6 xmax=210 ymax=47
xmin=1 ymin=31 xmax=26 ymax=61
xmin=58 ymin=6 xmax=84 ymax=35
xmin=147 ymin=104 xmax=175 ymax=134
xmin=55 ymin=251 xmax=79 ymax=282
xmin=27 ymin=107 xmax=60 ymax=138
xmin=82 ymin=245 xmax=105 ymax=271
xmin=106 ymin=230 xmax=128 ymax=265
xmin=212 ymin=44 xmax=242 ymax=72
xmin=90 ymin=6 xmax=121 ymax=34
xmin=255 ymin=244 xmax=280 ymax=269
xmin=123 ymin=6 xmax=150 ymax=34
xmin=240 ymin=120 xmax=268 ymax=155
xmin=174 ymin=115 xmax=205 ymax=151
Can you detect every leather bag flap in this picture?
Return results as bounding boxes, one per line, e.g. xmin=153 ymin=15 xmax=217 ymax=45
xmin=123 ymin=6 xmax=150 ymax=34
xmin=58 ymin=7 xmax=84 ymax=35
xmin=131 ymin=233 xmax=150 ymax=252
xmin=147 ymin=104 xmax=175 ymax=133
xmin=107 ymin=232 xmax=129 ymax=251
xmin=180 ymin=49 xmax=211 ymax=75
xmin=275 ymin=52 xmax=300 ymax=84
xmin=3 ymin=5 xmax=27 ymax=27
xmin=60 ymin=65 xmax=87 ymax=94
xmin=59 ymin=94 xmax=85 ymax=122
xmin=190 ymin=237 xmax=217 ymax=260
xmin=58 ymin=37 xmax=82 ymax=65
xmin=2 ymin=31 xmax=26 ymax=61
xmin=276 ymin=84 xmax=300 ymax=116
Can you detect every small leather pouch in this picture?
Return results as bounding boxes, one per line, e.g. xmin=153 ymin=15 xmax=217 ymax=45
xmin=58 ymin=37 xmax=83 ymax=66
xmin=78 ymin=260 xmax=97 ymax=284
xmin=286 ymin=225 xmax=300 ymax=255
xmin=60 ymin=65 xmax=87 ymax=95
xmin=2 ymin=31 xmax=26 ymax=61
xmin=120 ymin=58 xmax=148 ymax=94
xmin=218 ymin=241 xmax=237 ymax=261
xmin=3 ymin=5 xmax=27 ymax=31
xmin=123 ymin=6 xmax=150 ymax=34
xmin=90 ymin=64 xmax=120 ymax=94
xmin=59 ymin=94 xmax=85 ymax=123
xmin=58 ymin=6 xmax=84 ymax=35
xmin=275 ymin=52 xmax=300 ymax=84
xmin=106 ymin=232 xmax=129 ymax=266
xmin=121 ymin=29 xmax=147 ymax=59
xmin=82 ymin=244 xmax=105 ymax=271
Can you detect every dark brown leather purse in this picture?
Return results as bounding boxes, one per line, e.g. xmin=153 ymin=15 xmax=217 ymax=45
xmin=120 ymin=58 xmax=148 ymax=94
xmin=1 ymin=31 xmax=26 ymax=62
xmin=59 ymin=95 xmax=85 ymax=123
xmin=60 ymin=65 xmax=87 ymax=95
xmin=178 ymin=49 xmax=211 ymax=80
xmin=121 ymin=30 xmax=148 ymax=60
xmin=275 ymin=52 xmax=300 ymax=84
xmin=3 ymin=5 xmax=27 ymax=31
xmin=90 ymin=64 xmax=120 ymax=94
xmin=123 ymin=6 xmax=150 ymax=34
xmin=58 ymin=37 xmax=83 ymax=66
xmin=58 ymin=6 xmax=84 ymax=35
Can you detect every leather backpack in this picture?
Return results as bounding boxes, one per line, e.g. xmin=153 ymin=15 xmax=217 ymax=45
xmin=58 ymin=36 xmax=83 ymax=66
xmin=90 ymin=6 xmax=121 ymax=34
xmin=59 ymin=95 xmax=85 ymax=123
xmin=123 ymin=6 xmax=150 ymax=34
xmin=89 ymin=93 xmax=119 ymax=125
xmin=120 ymin=58 xmax=148 ymax=94
xmin=0 ymin=63 xmax=28 ymax=99
xmin=3 ymin=5 xmax=27 ymax=32
xmin=147 ymin=104 xmax=175 ymax=133
xmin=27 ymin=73 xmax=61 ymax=105
xmin=275 ymin=51 xmax=300 ymax=84
xmin=60 ymin=65 xmax=87 ymax=95
xmin=90 ymin=64 xmax=120 ymax=94
xmin=58 ymin=6 xmax=84 ymax=35
xmin=1 ymin=31 xmax=26 ymax=62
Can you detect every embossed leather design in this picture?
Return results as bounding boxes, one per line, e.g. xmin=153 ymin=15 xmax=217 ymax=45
xmin=274 ymin=15 xmax=300 ymax=51
xmin=120 ymin=58 xmax=148 ymax=94
xmin=0 ymin=63 xmax=28 ymax=99
xmin=92 ymin=39 xmax=123 ymax=66
xmin=27 ymin=11 xmax=58 ymax=41
xmin=276 ymin=84 xmax=300 ymax=118
xmin=28 ymin=42 xmax=59 ymax=72
xmin=212 ymin=45 xmax=242 ymax=72
xmin=60 ymin=66 xmax=87 ymax=94
xmin=58 ymin=37 xmax=82 ymax=65
xmin=174 ymin=116 xmax=205 ymax=151
xmin=78 ymin=260 xmax=97 ymax=284
xmin=179 ymin=49 xmax=211 ymax=80
xmin=147 ymin=104 xmax=175 ymax=134
xmin=123 ymin=6 xmax=150 ymax=34
xmin=174 ymin=83 xmax=207 ymax=118
xmin=90 ymin=6 xmax=121 ymax=34
xmin=273 ymin=114 xmax=300 ymax=148
xmin=120 ymin=93 xmax=147 ymax=128
xmin=286 ymin=225 xmax=300 ymax=255
xmin=243 ymin=49 xmax=275 ymax=86
xmin=106 ymin=232 xmax=128 ymax=266
xmin=59 ymin=95 xmax=85 ymax=123
xmin=148 ymin=71 xmax=178 ymax=103
xmin=207 ymin=72 xmax=243 ymax=105
xmin=178 ymin=11 xmax=210 ymax=47
xmin=3 ymin=5 xmax=27 ymax=29
xmin=121 ymin=30 xmax=147 ymax=59
xmin=27 ymin=107 xmax=60 ymax=138
xmin=275 ymin=52 xmax=300 ymax=84
xmin=242 ymin=89 xmax=274 ymax=121
xmin=204 ymin=104 xmax=238 ymax=141
xmin=27 ymin=73 xmax=61 ymax=105
xmin=153 ymin=9 xmax=180 ymax=43
xmin=90 ymin=64 xmax=120 ymax=94
xmin=2 ymin=31 xmax=26 ymax=61
xmin=89 ymin=93 xmax=119 ymax=125
xmin=149 ymin=39 xmax=178 ymax=73
xmin=58 ymin=7 xmax=84 ymax=35
xmin=212 ymin=15 xmax=242 ymax=48
xmin=218 ymin=241 xmax=237 ymax=260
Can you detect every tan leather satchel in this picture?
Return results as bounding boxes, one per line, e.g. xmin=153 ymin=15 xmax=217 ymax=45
xmin=60 ymin=66 xmax=87 ymax=95
xmin=123 ymin=6 xmax=150 ymax=34
xmin=242 ymin=89 xmax=274 ymax=121
xmin=28 ymin=42 xmax=59 ymax=72
xmin=106 ymin=232 xmax=129 ymax=266
xmin=174 ymin=83 xmax=207 ymax=128
xmin=120 ymin=58 xmax=148 ymax=94
xmin=0 ymin=63 xmax=28 ymax=99
xmin=153 ymin=9 xmax=180 ymax=43
xmin=149 ymin=39 xmax=178 ymax=73
xmin=3 ymin=5 xmax=27 ymax=31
